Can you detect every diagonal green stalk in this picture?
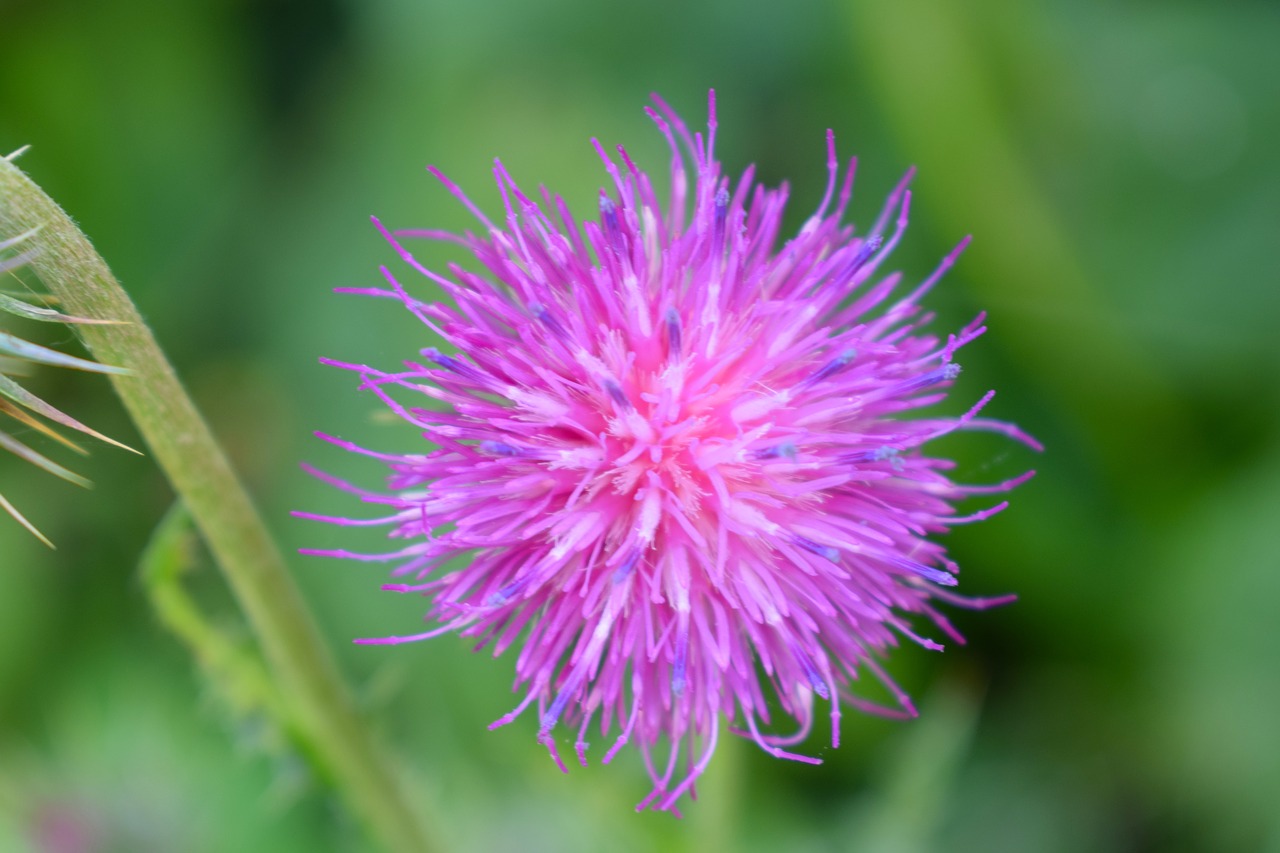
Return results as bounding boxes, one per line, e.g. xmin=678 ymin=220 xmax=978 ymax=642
xmin=0 ymin=156 xmax=437 ymax=853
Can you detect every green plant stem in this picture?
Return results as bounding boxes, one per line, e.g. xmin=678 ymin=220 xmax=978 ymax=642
xmin=0 ymin=157 xmax=436 ymax=853
xmin=140 ymin=502 xmax=296 ymax=750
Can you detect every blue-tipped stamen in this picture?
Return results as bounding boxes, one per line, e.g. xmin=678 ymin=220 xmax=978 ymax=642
xmin=613 ymin=550 xmax=642 ymax=583
xmin=792 ymin=535 xmax=841 ymax=562
xmin=713 ymin=187 xmax=730 ymax=249
xmin=886 ymin=555 xmax=957 ymax=587
xmin=834 ymin=234 xmax=883 ymax=283
xmin=542 ymin=690 xmax=573 ymax=731
xmin=529 ymin=301 xmax=568 ymax=337
xmin=487 ymin=573 xmax=535 ymax=606
xmin=896 ymin=362 xmax=961 ymax=395
xmin=843 ymin=446 xmax=900 ymax=465
xmin=755 ymin=441 xmax=799 ymax=461
xmin=794 ymin=648 xmax=831 ymax=699
xmin=479 ymin=440 xmax=524 ymax=457
xmin=603 ymin=378 xmax=632 ymax=411
xmin=600 ymin=194 xmax=624 ymax=254
xmin=803 ymin=349 xmax=857 ymax=388
xmin=423 ymin=347 xmax=485 ymax=382
xmin=664 ymin=307 xmax=682 ymax=358
xmin=672 ymin=624 xmax=689 ymax=697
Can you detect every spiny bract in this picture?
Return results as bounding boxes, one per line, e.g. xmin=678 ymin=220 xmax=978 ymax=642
xmin=0 ymin=226 xmax=130 ymax=545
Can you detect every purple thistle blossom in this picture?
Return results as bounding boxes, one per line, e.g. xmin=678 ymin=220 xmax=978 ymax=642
xmin=300 ymin=92 xmax=1039 ymax=813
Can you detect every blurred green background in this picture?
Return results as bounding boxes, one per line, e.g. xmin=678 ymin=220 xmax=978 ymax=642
xmin=1 ymin=0 xmax=1277 ymax=850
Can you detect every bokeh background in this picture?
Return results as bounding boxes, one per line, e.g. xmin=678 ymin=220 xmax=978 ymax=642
xmin=2 ymin=0 xmax=1278 ymax=850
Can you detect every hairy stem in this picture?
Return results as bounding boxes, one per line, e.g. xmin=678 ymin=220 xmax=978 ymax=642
xmin=0 ymin=156 xmax=436 ymax=853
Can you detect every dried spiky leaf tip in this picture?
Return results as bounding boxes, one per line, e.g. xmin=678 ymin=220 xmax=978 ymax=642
xmin=0 ymin=229 xmax=131 ymax=546
xmin=301 ymin=92 xmax=1039 ymax=813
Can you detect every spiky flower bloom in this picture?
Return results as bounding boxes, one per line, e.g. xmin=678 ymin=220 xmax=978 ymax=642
xmin=0 ymin=229 xmax=130 ymax=545
xmin=301 ymin=92 xmax=1037 ymax=812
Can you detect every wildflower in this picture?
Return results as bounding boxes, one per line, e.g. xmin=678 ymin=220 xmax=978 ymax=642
xmin=301 ymin=92 xmax=1038 ymax=812
xmin=0 ymin=228 xmax=131 ymax=545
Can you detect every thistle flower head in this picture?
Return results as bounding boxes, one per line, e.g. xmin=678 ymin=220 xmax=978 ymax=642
xmin=302 ymin=92 xmax=1038 ymax=812
xmin=0 ymin=228 xmax=132 ymax=545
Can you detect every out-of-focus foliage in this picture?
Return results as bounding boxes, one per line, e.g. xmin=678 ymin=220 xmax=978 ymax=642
xmin=0 ymin=0 xmax=1276 ymax=850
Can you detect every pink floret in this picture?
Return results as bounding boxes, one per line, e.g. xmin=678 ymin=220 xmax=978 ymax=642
xmin=300 ymin=91 xmax=1036 ymax=813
